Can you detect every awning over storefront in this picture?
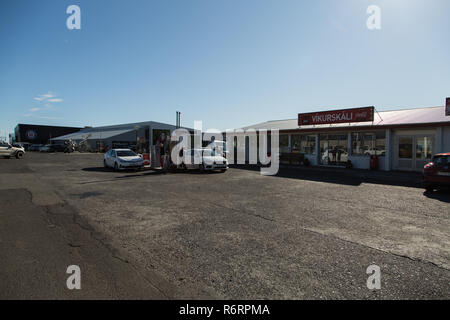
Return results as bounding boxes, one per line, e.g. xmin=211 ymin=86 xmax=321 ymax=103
xmin=51 ymin=129 xmax=134 ymax=141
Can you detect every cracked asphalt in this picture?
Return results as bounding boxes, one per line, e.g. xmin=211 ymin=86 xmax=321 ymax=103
xmin=0 ymin=152 xmax=449 ymax=299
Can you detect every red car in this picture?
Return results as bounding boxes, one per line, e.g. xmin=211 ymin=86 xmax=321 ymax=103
xmin=423 ymin=153 xmax=450 ymax=192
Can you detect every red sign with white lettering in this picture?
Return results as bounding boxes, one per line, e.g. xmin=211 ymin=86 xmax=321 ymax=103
xmin=298 ymin=107 xmax=374 ymax=126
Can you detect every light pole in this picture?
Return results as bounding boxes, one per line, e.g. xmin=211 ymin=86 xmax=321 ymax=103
xmin=176 ymin=111 xmax=181 ymax=128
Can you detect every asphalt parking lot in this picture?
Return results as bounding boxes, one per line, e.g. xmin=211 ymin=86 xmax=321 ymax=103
xmin=0 ymin=152 xmax=449 ymax=299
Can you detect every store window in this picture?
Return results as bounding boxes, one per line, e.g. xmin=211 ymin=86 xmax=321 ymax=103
xmin=291 ymin=134 xmax=301 ymax=153
xmin=291 ymin=134 xmax=316 ymax=154
xmin=112 ymin=141 xmax=135 ymax=149
xmin=302 ymin=135 xmax=316 ymax=155
xmin=320 ymin=134 xmax=348 ymax=165
xmin=352 ymin=131 xmax=386 ymax=156
xmin=279 ymin=134 xmax=289 ymax=153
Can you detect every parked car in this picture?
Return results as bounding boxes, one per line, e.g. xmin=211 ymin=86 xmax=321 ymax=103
xmin=19 ymin=142 xmax=31 ymax=151
xmin=39 ymin=144 xmax=55 ymax=152
xmin=364 ymin=148 xmax=386 ymax=156
xmin=180 ymin=148 xmax=228 ymax=172
xmin=29 ymin=144 xmax=43 ymax=151
xmin=0 ymin=142 xmax=25 ymax=159
xmin=104 ymin=148 xmax=144 ymax=171
xmin=423 ymin=153 xmax=450 ymax=192
xmin=50 ymin=143 xmax=66 ymax=152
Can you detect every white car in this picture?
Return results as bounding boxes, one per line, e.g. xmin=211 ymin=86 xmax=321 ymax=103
xmin=364 ymin=149 xmax=386 ymax=156
xmin=104 ymin=149 xmax=144 ymax=171
xmin=180 ymin=149 xmax=228 ymax=172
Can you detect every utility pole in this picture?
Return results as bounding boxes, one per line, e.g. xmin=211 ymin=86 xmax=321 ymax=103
xmin=176 ymin=111 xmax=181 ymax=128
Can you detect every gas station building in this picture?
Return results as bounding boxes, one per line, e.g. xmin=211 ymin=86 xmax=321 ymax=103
xmin=241 ymin=103 xmax=450 ymax=172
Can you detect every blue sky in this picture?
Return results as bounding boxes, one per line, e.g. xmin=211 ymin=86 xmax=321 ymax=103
xmin=1 ymin=0 xmax=449 ymax=138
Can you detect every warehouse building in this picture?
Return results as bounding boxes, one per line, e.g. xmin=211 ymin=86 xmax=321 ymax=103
xmin=14 ymin=124 xmax=82 ymax=146
xmin=52 ymin=120 xmax=191 ymax=166
xmin=52 ymin=120 xmax=186 ymax=151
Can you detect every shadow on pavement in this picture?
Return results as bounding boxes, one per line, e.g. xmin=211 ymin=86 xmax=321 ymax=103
xmin=82 ymin=167 xmax=157 ymax=174
xmin=82 ymin=167 xmax=126 ymax=173
xmin=423 ymin=189 xmax=450 ymax=203
xmin=79 ymin=167 xmax=161 ymax=184
xmin=230 ymin=164 xmax=426 ymax=189
xmin=80 ymin=167 xmax=222 ymax=183
xmin=82 ymin=166 xmax=223 ymax=175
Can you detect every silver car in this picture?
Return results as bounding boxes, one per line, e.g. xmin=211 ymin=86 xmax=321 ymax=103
xmin=0 ymin=142 xmax=25 ymax=159
xmin=104 ymin=148 xmax=144 ymax=171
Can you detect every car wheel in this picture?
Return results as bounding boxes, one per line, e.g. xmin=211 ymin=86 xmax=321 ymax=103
xmin=114 ymin=162 xmax=119 ymax=171
xmin=15 ymin=152 xmax=24 ymax=159
xmin=104 ymin=160 xmax=108 ymax=168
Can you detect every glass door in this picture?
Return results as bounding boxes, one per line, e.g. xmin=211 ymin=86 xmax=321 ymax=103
xmin=319 ymin=134 xmax=348 ymax=166
xmin=396 ymin=135 xmax=433 ymax=171
xmin=415 ymin=136 xmax=433 ymax=170
xmin=397 ymin=136 xmax=413 ymax=170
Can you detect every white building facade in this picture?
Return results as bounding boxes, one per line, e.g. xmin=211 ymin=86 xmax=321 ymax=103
xmin=241 ymin=106 xmax=450 ymax=172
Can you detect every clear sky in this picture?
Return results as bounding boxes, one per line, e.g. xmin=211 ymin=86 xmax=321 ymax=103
xmin=1 ymin=0 xmax=449 ymax=138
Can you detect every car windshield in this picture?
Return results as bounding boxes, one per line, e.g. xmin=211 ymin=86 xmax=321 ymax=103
xmin=117 ymin=150 xmax=137 ymax=157
xmin=432 ymin=155 xmax=449 ymax=165
xmin=202 ymin=149 xmax=216 ymax=156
